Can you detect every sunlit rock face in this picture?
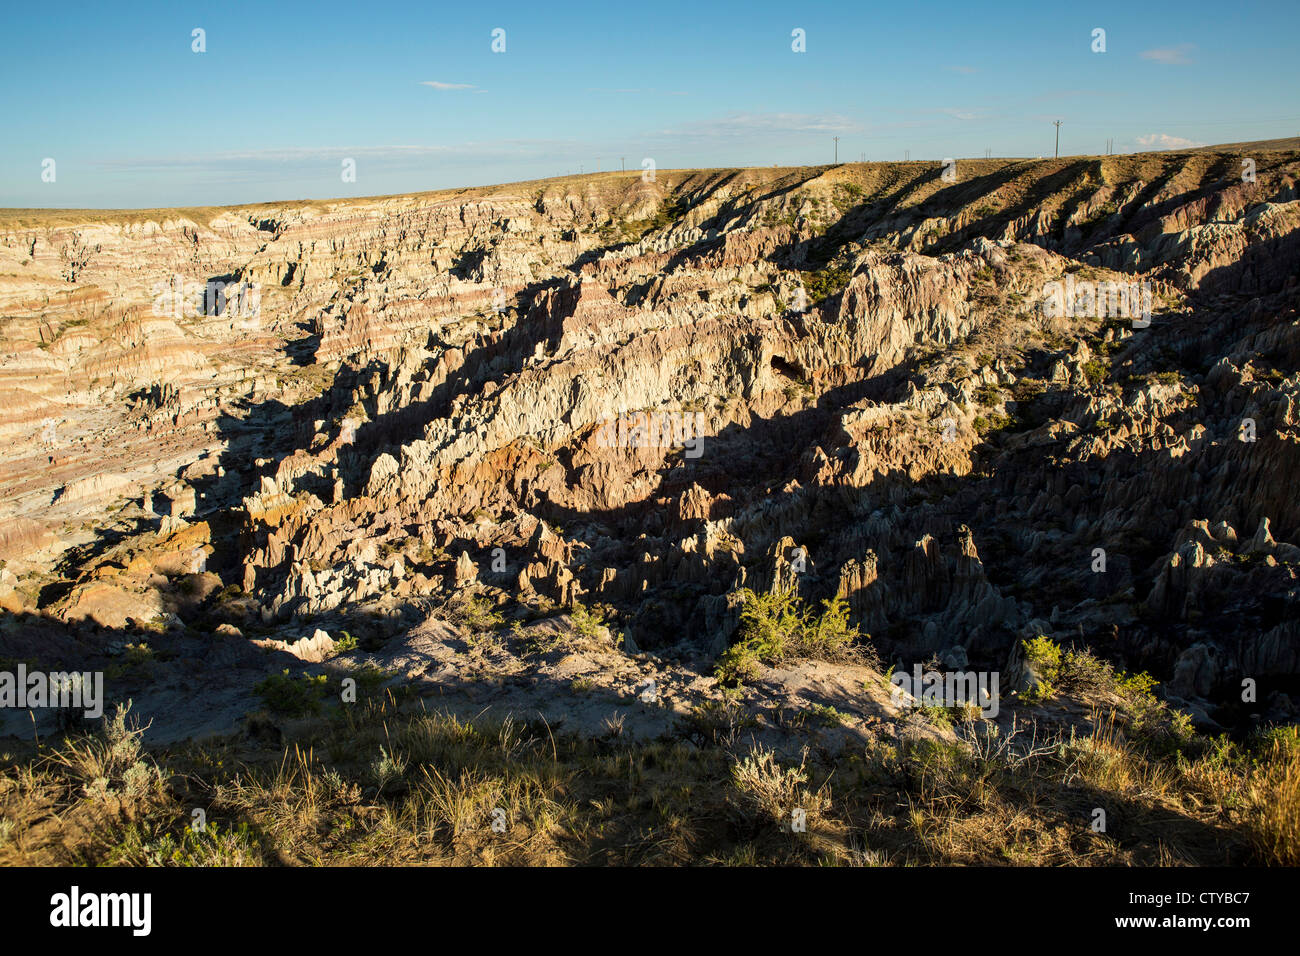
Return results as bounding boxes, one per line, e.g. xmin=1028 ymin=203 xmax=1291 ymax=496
xmin=2 ymin=150 xmax=1299 ymax=732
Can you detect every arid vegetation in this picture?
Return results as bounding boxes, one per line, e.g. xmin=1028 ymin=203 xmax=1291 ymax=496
xmin=1 ymin=677 xmax=1295 ymax=866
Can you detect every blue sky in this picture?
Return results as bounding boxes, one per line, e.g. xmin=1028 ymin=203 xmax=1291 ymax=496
xmin=2 ymin=0 xmax=1297 ymax=208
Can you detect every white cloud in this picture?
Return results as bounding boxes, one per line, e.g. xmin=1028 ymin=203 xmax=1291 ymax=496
xmin=1140 ymin=44 xmax=1195 ymax=65
xmin=420 ymin=81 xmax=478 ymax=90
xmin=1136 ymin=133 xmax=1206 ymax=149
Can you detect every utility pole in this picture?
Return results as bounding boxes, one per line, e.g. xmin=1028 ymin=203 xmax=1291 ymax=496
xmin=985 ymin=147 xmax=991 ymax=159
xmin=621 ymin=157 xmax=625 ymax=172
xmin=860 ymin=152 xmax=865 ymax=162
xmin=905 ymin=149 xmax=910 ymax=161
xmin=1053 ymin=120 xmax=1062 ymax=158
xmin=833 ymin=136 xmax=839 ymax=163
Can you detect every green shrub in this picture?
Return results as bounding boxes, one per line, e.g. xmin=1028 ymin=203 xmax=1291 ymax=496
xmin=799 ymin=266 xmax=853 ymax=304
xmin=715 ymin=589 xmax=861 ymax=685
xmin=130 ymin=821 xmax=260 ymax=867
xmin=454 ymin=595 xmax=504 ymax=636
xmin=619 ymin=198 xmax=688 ymax=240
xmin=803 ymin=593 xmax=858 ymax=656
xmin=1011 ymin=378 xmax=1048 ymax=403
xmin=806 ymin=703 xmax=849 ymax=727
xmin=916 ymin=705 xmax=956 ymax=729
xmin=1021 ymin=636 xmax=1063 ymax=703
xmin=255 ymin=670 xmax=329 ymax=716
xmin=570 ymin=602 xmax=608 ymax=642
xmin=1251 ymin=725 xmax=1300 ymax=762
xmin=831 ymin=183 xmax=864 ymax=213
xmin=973 ymin=413 xmax=1013 ymax=436
xmin=1082 ymin=359 xmax=1108 ymax=385
xmin=1021 ymin=638 xmax=1193 ymax=750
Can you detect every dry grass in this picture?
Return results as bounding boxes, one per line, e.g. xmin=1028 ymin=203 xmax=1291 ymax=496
xmin=0 ymin=687 xmax=1292 ymax=867
xmin=1246 ymin=732 xmax=1300 ymax=865
xmin=730 ymin=745 xmax=830 ymax=827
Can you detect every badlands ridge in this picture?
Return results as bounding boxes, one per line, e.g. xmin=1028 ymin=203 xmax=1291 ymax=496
xmin=1 ymin=150 xmax=1298 ymax=743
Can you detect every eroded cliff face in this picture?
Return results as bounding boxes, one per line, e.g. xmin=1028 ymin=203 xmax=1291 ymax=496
xmin=2 ymin=151 xmax=1299 ymax=735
